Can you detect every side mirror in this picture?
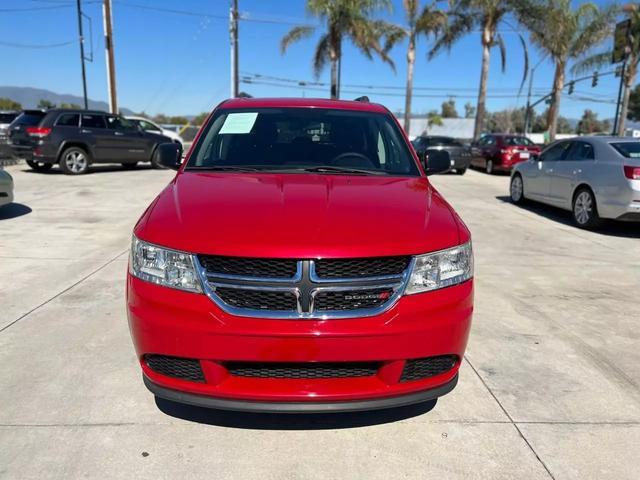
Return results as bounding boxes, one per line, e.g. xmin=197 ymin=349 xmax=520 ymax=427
xmin=154 ymin=143 xmax=182 ymax=170
xmin=424 ymin=149 xmax=452 ymax=175
xmin=531 ymin=153 xmax=541 ymax=162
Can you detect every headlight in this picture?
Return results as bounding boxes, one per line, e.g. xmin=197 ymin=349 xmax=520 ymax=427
xmin=130 ymin=236 xmax=202 ymax=293
xmin=405 ymin=242 xmax=473 ymax=295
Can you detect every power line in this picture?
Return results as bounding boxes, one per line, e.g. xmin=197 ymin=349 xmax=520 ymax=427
xmin=1 ymin=1 xmax=99 ymax=11
xmin=0 ymin=40 xmax=76 ymax=49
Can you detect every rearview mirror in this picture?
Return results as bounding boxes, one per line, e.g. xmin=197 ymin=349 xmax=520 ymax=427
xmin=424 ymin=149 xmax=452 ymax=176
xmin=154 ymin=143 xmax=182 ymax=170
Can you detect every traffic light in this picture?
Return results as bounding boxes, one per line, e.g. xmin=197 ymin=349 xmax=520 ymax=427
xmin=592 ymin=72 xmax=599 ymax=87
xmin=568 ymin=81 xmax=574 ymax=95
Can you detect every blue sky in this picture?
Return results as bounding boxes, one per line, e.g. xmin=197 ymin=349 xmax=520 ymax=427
xmin=0 ymin=0 xmax=623 ymax=119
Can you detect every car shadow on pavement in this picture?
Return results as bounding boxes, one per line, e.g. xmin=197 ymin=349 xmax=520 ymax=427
xmin=496 ymin=195 xmax=640 ymax=238
xmin=21 ymin=165 xmax=155 ymax=175
xmin=0 ymin=203 xmax=32 ymax=220
xmin=155 ymin=397 xmax=437 ymax=430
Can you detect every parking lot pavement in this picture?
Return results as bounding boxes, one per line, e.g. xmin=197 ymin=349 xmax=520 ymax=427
xmin=1 ymin=164 xmax=639 ymax=479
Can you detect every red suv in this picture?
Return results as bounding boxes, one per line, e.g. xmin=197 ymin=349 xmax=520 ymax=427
xmin=127 ymin=98 xmax=474 ymax=413
xmin=471 ymin=134 xmax=541 ymax=174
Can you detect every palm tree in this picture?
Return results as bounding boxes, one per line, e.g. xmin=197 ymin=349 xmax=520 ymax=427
xmin=572 ymin=3 xmax=639 ymax=135
xmin=516 ymin=0 xmax=616 ymax=141
xmin=430 ymin=0 xmax=528 ymax=140
xmin=280 ymin=0 xmax=396 ymax=99
xmin=383 ymin=1 xmax=447 ymax=133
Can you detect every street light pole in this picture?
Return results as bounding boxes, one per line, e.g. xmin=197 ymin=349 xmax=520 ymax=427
xmin=524 ymin=55 xmax=547 ymax=134
xmin=103 ymin=0 xmax=118 ymax=114
xmin=76 ymin=0 xmax=88 ymax=109
xmin=229 ymin=0 xmax=239 ymax=98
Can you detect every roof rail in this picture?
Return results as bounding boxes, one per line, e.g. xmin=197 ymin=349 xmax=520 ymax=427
xmin=353 ymin=96 xmax=369 ymax=102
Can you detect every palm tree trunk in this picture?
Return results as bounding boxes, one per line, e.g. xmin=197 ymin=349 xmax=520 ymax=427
xmin=474 ymin=32 xmax=491 ymax=141
xmin=618 ymin=57 xmax=637 ymax=136
xmin=330 ymin=56 xmax=338 ymax=99
xmin=547 ymin=61 xmax=565 ymax=142
xmin=404 ymin=33 xmax=416 ymax=134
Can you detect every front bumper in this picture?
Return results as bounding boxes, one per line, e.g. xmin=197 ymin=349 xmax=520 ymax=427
xmin=127 ymin=274 xmax=473 ymax=409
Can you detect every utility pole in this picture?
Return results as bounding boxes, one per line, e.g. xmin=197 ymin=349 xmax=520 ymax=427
xmin=229 ymin=0 xmax=239 ymax=98
xmin=523 ymin=55 xmax=547 ymax=134
xmin=103 ymin=0 xmax=118 ymax=114
xmin=76 ymin=0 xmax=89 ymax=109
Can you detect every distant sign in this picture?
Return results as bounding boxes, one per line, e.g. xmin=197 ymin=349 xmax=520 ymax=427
xmin=613 ymin=19 xmax=631 ymax=64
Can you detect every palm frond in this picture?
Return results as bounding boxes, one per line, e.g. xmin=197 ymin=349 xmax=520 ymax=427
xmin=495 ymin=33 xmax=507 ymax=73
xmin=429 ymin=13 xmax=474 ymax=58
xmin=312 ymin=33 xmax=331 ymax=78
xmin=570 ymin=51 xmax=612 ymax=76
xmin=517 ymin=33 xmax=529 ymax=94
xmin=280 ymin=25 xmax=316 ymax=54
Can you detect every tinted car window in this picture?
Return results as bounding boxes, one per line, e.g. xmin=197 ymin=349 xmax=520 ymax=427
xmin=56 ymin=113 xmax=80 ymax=127
xmin=138 ymin=120 xmax=161 ymax=132
xmin=189 ymin=108 xmax=420 ymax=176
xmin=11 ymin=112 xmax=46 ymax=126
xmin=503 ymin=136 xmax=533 ymax=146
xmin=429 ymin=136 xmax=462 ymax=146
xmin=611 ymin=142 xmax=640 ymax=158
xmin=541 ymin=141 xmax=571 ymax=161
xmin=106 ymin=116 xmax=137 ymax=131
xmin=569 ymin=141 xmax=594 ymax=161
xmin=0 ymin=113 xmax=17 ymax=123
xmin=81 ymin=114 xmax=106 ymax=129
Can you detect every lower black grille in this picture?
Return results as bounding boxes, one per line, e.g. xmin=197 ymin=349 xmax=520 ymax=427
xmin=198 ymin=255 xmax=298 ymax=278
xmin=314 ymin=256 xmax=411 ymax=279
xmin=145 ymin=354 xmax=205 ymax=382
xmin=226 ymin=362 xmax=380 ymax=379
xmin=400 ymin=355 xmax=457 ymax=382
xmin=314 ymin=288 xmax=394 ymax=311
xmin=215 ymin=287 xmax=297 ymax=311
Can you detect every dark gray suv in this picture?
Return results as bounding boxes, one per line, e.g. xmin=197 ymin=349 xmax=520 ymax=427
xmin=23 ymin=109 xmax=176 ymax=174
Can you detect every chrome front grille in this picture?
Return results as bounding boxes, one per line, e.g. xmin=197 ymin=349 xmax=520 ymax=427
xmin=195 ymin=256 xmax=413 ymax=319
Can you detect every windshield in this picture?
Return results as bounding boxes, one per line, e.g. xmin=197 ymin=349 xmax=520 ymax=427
xmin=187 ymin=108 xmax=420 ymax=176
xmin=503 ymin=136 xmax=533 ymax=146
xmin=611 ymin=142 xmax=640 ymax=158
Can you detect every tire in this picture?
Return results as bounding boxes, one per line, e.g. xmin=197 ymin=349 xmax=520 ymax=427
xmin=59 ymin=146 xmax=90 ymax=175
xmin=26 ymin=160 xmax=53 ymax=172
xmin=510 ymin=174 xmax=525 ymax=204
xmin=456 ymin=168 xmax=467 ymax=175
xmin=122 ymin=162 xmax=138 ymax=169
xmin=485 ymin=159 xmax=494 ymax=174
xmin=150 ymin=148 xmax=165 ymax=169
xmin=572 ymin=187 xmax=603 ymax=229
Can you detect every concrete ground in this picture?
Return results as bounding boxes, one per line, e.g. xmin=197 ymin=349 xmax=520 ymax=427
xmin=1 ymin=163 xmax=639 ymax=479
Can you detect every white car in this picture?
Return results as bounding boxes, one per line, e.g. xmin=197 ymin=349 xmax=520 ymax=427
xmin=126 ymin=116 xmax=184 ymax=147
xmin=0 ymin=169 xmax=14 ymax=207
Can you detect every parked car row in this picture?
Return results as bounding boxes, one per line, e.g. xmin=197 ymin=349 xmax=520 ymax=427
xmin=3 ymin=108 xmax=183 ymax=175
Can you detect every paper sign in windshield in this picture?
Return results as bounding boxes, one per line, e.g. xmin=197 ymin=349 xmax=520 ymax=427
xmin=219 ymin=112 xmax=258 ymax=134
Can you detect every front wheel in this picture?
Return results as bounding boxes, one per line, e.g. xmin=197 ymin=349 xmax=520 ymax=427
xmin=59 ymin=147 xmax=90 ymax=175
xmin=456 ymin=168 xmax=467 ymax=175
xmin=510 ymin=174 xmax=525 ymax=204
xmin=572 ymin=188 xmax=603 ymax=229
xmin=26 ymin=160 xmax=53 ymax=172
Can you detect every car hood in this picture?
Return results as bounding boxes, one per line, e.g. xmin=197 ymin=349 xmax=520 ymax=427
xmin=135 ymin=172 xmax=464 ymax=258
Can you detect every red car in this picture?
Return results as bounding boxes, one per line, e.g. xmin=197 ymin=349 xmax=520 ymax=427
xmin=127 ymin=97 xmax=474 ymax=413
xmin=471 ymin=134 xmax=541 ymax=174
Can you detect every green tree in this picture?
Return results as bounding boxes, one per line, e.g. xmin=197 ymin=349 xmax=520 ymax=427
xmin=193 ymin=112 xmax=210 ymax=125
xmin=37 ymin=99 xmax=55 ymax=109
xmin=441 ymin=98 xmax=459 ymax=118
xmin=383 ymin=0 xmax=446 ymax=132
xmin=431 ymin=0 xmax=529 ymax=140
xmin=59 ymin=102 xmax=81 ymax=109
xmin=572 ymin=3 xmax=640 ymax=135
xmin=464 ymin=101 xmax=476 ymax=118
xmin=627 ymin=83 xmax=640 ymax=121
xmin=516 ymin=0 xmax=615 ymax=140
xmin=0 ymin=97 xmax=21 ymax=110
xmin=281 ymin=0 xmax=395 ymax=99
xmin=576 ymin=109 xmax=607 ymax=134
xmin=427 ymin=110 xmax=443 ymax=127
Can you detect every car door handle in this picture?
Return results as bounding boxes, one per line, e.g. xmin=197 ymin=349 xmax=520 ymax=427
xmin=546 ymin=168 xmax=553 ymax=173
xmin=81 ymin=129 xmax=92 ymax=134
xmin=573 ymin=169 xmax=582 ymax=174
xmin=114 ymin=131 xmax=124 ymax=136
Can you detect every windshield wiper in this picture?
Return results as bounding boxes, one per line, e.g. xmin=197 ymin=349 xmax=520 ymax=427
xmin=299 ymin=166 xmax=387 ymax=175
xmin=186 ymin=165 xmax=265 ymax=172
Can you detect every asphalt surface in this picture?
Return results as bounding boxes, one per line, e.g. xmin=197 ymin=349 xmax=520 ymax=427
xmin=1 ymin=163 xmax=639 ymax=479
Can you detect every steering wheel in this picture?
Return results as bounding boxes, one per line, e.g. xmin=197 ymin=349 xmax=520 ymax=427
xmin=331 ymin=152 xmax=375 ymax=168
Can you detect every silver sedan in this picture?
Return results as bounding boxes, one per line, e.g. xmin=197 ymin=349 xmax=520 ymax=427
xmin=509 ymin=136 xmax=640 ymax=228
xmin=0 ymin=168 xmax=14 ymax=208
